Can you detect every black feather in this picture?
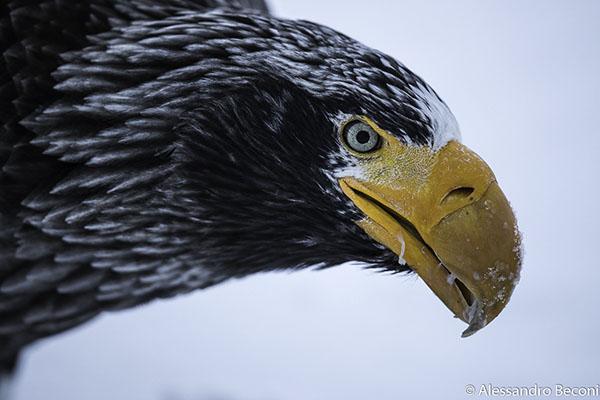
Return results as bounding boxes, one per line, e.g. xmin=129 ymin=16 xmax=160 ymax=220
xmin=0 ymin=0 xmax=453 ymax=376
xmin=0 ymin=0 xmax=270 ymax=374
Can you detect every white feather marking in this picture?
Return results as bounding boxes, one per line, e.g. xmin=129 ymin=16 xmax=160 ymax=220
xmin=411 ymin=82 xmax=461 ymax=150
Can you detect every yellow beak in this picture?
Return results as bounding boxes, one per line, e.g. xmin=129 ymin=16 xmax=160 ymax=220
xmin=339 ymin=140 xmax=522 ymax=337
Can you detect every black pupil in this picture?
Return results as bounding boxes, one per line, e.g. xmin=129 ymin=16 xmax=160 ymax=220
xmin=355 ymin=130 xmax=371 ymax=144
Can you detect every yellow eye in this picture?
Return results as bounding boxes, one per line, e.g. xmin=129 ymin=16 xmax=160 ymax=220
xmin=342 ymin=120 xmax=381 ymax=153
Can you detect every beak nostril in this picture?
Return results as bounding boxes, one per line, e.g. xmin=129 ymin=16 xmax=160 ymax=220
xmin=441 ymin=187 xmax=475 ymax=205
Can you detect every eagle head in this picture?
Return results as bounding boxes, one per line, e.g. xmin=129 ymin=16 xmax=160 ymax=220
xmin=37 ymin=12 xmax=523 ymax=337
xmin=160 ymin=14 xmax=524 ymax=336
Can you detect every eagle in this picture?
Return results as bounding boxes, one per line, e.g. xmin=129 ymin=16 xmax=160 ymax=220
xmin=0 ymin=0 xmax=522 ymax=384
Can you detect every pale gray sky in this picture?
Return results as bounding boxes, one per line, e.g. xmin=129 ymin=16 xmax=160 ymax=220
xmin=14 ymin=1 xmax=600 ymax=399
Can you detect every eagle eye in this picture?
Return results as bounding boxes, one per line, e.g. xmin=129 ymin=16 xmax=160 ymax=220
xmin=342 ymin=120 xmax=381 ymax=153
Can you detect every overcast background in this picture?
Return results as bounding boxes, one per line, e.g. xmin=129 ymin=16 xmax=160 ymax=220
xmin=12 ymin=1 xmax=600 ymax=399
